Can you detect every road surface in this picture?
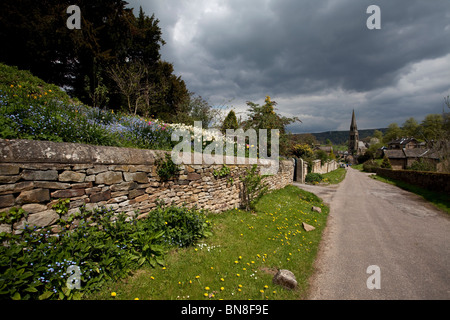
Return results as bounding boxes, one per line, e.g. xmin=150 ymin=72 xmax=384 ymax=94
xmin=294 ymin=167 xmax=450 ymax=299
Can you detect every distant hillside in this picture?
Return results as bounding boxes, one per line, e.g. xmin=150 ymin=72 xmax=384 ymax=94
xmin=294 ymin=128 xmax=388 ymax=145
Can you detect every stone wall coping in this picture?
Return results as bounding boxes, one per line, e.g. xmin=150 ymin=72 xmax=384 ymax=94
xmin=0 ymin=139 xmax=293 ymax=166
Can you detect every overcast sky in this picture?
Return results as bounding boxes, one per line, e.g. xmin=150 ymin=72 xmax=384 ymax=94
xmin=126 ymin=0 xmax=450 ymax=133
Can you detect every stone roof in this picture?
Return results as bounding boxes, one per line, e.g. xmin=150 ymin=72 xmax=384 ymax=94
xmin=384 ymin=148 xmax=439 ymax=160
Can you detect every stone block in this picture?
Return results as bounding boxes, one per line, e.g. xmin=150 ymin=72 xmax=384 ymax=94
xmin=123 ymin=172 xmax=149 ymax=183
xmin=302 ymin=222 xmax=315 ymax=232
xmin=0 ymin=181 xmax=34 ymax=195
xmin=34 ymin=181 xmax=71 ymax=189
xmin=312 ymin=206 xmax=322 ymax=213
xmin=51 ymin=189 xmax=85 ymax=198
xmin=272 ymin=269 xmax=297 ymax=290
xmin=187 ymin=173 xmax=202 ymax=181
xmin=21 ymin=203 xmax=48 ymax=214
xmin=21 ymin=170 xmax=58 ymax=181
xmin=0 ymin=175 xmax=21 ymax=183
xmin=0 ymin=194 xmax=15 ymax=208
xmin=129 ymin=189 xmax=144 ymax=199
xmin=110 ymin=181 xmax=137 ymax=191
xmin=59 ymin=171 xmax=86 ymax=182
xmin=26 ymin=210 xmax=59 ymax=228
xmin=0 ymin=164 xmax=20 ymax=175
xmin=89 ymin=190 xmax=112 ymax=203
xmin=95 ymin=171 xmax=123 ymax=185
xmin=16 ymin=189 xmax=50 ymax=204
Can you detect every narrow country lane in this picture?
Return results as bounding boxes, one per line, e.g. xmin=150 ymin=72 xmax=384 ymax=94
xmin=295 ymin=168 xmax=450 ymax=299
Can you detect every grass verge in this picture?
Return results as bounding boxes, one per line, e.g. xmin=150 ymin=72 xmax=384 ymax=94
xmin=321 ymin=167 xmax=346 ymax=184
xmin=371 ymin=175 xmax=450 ymax=214
xmin=85 ymin=185 xmax=329 ymax=300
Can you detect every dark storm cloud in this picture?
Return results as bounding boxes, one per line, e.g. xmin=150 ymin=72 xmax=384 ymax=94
xmin=127 ymin=0 xmax=450 ymax=132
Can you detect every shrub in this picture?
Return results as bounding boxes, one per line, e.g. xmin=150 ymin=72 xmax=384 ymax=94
xmin=305 ymin=172 xmax=324 ymax=184
xmin=0 ymin=200 xmax=211 ymax=300
xmin=362 ymin=160 xmax=380 ymax=173
xmin=380 ymin=155 xmax=392 ymax=169
xmin=241 ymin=164 xmax=268 ymax=211
xmin=155 ymin=153 xmax=181 ymax=181
xmin=408 ymin=158 xmax=436 ymax=172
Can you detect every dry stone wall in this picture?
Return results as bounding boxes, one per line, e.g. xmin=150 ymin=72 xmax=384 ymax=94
xmin=0 ymin=139 xmax=294 ymax=233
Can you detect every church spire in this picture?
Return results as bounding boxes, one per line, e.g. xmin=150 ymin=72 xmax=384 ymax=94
xmin=350 ymin=109 xmax=357 ymax=131
xmin=349 ymin=109 xmax=359 ymax=155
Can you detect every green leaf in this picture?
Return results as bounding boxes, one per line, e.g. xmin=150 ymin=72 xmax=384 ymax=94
xmin=24 ymin=286 xmax=38 ymax=293
xmin=39 ymin=291 xmax=53 ymax=300
xmin=11 ymin=292 xmax=21 ymax=300
xmin=138 ymin=257 xmax=146 ymax=266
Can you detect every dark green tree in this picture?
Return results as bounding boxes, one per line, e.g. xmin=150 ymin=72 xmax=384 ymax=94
xmin=221 ymin=110 xmax=239 ymax=133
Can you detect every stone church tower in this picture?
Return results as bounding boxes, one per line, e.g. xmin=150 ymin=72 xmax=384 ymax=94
xmin=349 ymin=109 xmax=359 ymax=155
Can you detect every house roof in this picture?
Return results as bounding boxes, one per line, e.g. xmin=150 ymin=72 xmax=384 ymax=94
xmin=387 ymin=137 xmax=418 ymax=146
xmin=384 ymin=150 xmax=405 ymax=159
xmin=384 ymin=148 xmax=440 ymax=159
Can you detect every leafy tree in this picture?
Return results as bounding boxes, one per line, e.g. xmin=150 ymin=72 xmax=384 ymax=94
xmin=292 ymin=144 xmax=314 ymax=159
xmin=402 ymin=117 xmax=419 ymax=137
xmin=243 ymin=96 xmax=300 ymax=156
xmin=383 ymin=123 xmax=403 ymax=143
xmin=0 ymin=1 xmax=189 ymax=121
xmin=419 ymin=114 xmax=444 ymax=143
xmin=221 ymin=110 xmax=239 ymax=133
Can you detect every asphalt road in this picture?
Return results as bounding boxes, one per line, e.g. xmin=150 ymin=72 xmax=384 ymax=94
xmin=294 ymin=167 xmax=450 ymax=300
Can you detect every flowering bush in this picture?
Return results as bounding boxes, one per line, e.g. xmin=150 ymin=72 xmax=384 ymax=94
xmin=0 ymin=63 xmax=246 ymax=155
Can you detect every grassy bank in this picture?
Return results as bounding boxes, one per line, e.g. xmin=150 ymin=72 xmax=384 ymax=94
xmin=371 ymin=175 xmax=450 ymax=214
xmin=321 ymin=167 xmax=346 ymax=184
xmin=86 ymin=185 xmax=329 ymax=300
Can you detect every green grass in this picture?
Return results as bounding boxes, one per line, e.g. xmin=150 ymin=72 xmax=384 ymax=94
xmin=85 ymin=185 xmax=329 ymax=300
xmin=371 ymin=175 xmax=450 ymax=214
xmin=321 ymin=167 xmax=346 ymax=184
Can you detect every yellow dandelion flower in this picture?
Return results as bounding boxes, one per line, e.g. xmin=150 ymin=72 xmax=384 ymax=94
xmin=220 ymin=287 xmax=224 ymax=291
xmin=111 ymin=292 xmax=117 ymax=297
xmin=205 ymin=287 xmax=210 ymax=290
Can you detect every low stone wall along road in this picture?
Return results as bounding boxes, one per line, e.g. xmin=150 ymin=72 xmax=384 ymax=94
xmin=294 ymin=167 xmax=450 ymax=300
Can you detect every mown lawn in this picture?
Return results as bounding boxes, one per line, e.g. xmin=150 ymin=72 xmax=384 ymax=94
xmin=86 ymin=185 xmax=329 ymax=300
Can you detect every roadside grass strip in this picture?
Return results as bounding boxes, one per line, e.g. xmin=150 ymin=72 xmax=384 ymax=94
xmin=88 ymin=185 xmax=329 ymax=300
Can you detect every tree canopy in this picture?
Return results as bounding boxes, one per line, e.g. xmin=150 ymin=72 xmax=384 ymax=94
xmin=0 ymin=1 xmax=190 ymax=122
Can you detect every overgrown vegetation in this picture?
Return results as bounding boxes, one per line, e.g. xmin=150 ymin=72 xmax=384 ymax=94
xmin=155 ymin=153 xmax=181 ymax=181
xmin=241 ymin=164 xmax=269 ymax=211
xmin=305 ymin=173 xmax=324 ymax=184
xmin=0 ymin=200 xmax=211 ymax=300
xmin=86 ymin=185 xmax=329 ymax=300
